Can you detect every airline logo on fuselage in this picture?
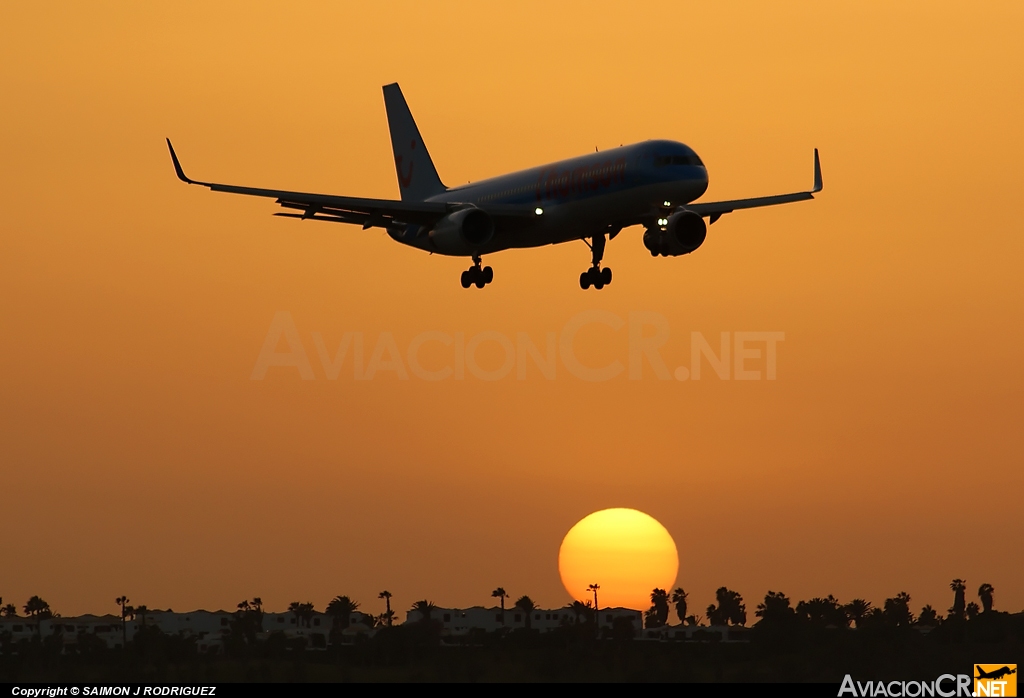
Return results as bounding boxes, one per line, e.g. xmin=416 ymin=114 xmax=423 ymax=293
xmin=535 ymin=156 xmax=627 ymax=202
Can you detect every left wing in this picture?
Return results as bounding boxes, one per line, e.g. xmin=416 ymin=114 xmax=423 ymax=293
xmin=167 ymin=139 xmax=450 ymax=229
xmin=687 ymin=149 xmax=822 ymax=224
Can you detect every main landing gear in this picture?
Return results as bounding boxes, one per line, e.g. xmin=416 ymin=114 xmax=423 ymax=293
xmin=460 ymin=255 xmax=493 ymax=289
xmin=580 ymin=233 xmax=612 ymax=290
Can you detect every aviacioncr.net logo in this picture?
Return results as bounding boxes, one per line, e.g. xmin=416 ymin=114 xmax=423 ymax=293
xmin=974 ymin=665 xmax=1017 ymax=697
xmin=839 ymin=674 xmax=973 ymax=697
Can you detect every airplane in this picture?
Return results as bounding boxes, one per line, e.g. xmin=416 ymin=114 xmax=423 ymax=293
xmin=975 ymin=666 xmax=1016 ymax=681
xmin=166 ymin=83 xmax=822 ymax=290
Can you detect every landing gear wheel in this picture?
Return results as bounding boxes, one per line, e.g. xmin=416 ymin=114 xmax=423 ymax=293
xmin=579 ymin=233 xmax=613 ymax=290
xmin=461 ymin=258 xmax=493 ymax=289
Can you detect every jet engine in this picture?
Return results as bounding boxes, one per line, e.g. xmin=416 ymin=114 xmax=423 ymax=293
xmin=429 ymin=207 xmax=494 ymax=255
xmin=643 ymin=210 xmax=707 ymax=257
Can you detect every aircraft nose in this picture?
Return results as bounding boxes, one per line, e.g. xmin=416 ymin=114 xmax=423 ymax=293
xmin=695 ymin=167 xmax=709 ymax=199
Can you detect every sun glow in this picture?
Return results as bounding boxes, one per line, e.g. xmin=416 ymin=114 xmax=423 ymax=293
xmin=558 ymin=508 xmax=679 ymax=611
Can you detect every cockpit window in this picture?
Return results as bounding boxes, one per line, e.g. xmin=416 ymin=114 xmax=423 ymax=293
xmin=654 ymin=154 xmax=703 ymax=167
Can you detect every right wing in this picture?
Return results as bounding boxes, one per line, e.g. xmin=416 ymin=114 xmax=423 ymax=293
xmin=687 ymin=149 xmax=822 ymax=224
xmin=167 ymin=139 xmax=449 ymax=229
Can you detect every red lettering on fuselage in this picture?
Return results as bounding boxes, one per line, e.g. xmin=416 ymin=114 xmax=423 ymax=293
xmin=534 ymin=156 xmax=627 ymax=202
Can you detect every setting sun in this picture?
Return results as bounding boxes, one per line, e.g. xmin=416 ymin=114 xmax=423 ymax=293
xmin=558 ymin=509 xmax=679 ymax=611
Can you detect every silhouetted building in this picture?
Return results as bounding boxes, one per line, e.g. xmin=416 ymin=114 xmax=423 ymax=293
xmin=640 ymin=623 xmax=751 ymax=642
xmin=0 ymin=608 xmax=377 ymax=653
xmin=404 ymin=605 xmax=641 ymax=634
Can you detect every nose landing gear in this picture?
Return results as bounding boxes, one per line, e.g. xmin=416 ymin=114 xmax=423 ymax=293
xmin=460 ymin=255 xmax=493 ymax=289
xmin=579 ymin=233 xmax=612 ymax=290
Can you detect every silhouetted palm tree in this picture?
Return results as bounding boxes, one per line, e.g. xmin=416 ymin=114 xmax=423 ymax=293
xmin=756 ymin=591 xmax=796 ymax=625
xmin=859 ymin=607 xmax=886 ymax=629
xmin=378 ymin=591 xmax=393 ymax=627
xmin=115 ymin=593 xmax=133 ymax=642
xmin=883 ymin=592 xmax=914 ymax=627
xmin=491 ymin=588 xmax=508 ymax=626
xmin=949 ymin=579 xmax=967 ymax=620
xmin=24 ymin=596 xmax=51 ymax=636
xmin=569 ymin=600 xmax=590 ymax=625
xmin=707 ymin=587 xmax=746 ymax=626
xmin=514 ymin=595 xmax=536 ymax=630
xmin=588 ymin=584 xmax=600 ymax=612
xmin=288 ymin=601 xmax=316 ymax=627
xmin=843 ymin=599 xmax=872 ymax=628
xmin=825 ymin=596 xmax=846 ymax=626
xmin=917 ymin=605 xmax=940 ymax=626
xmin=0 ymin=603 xmax=15 ymax=617
xmin=723 ymin=589 xmax=746 ymax=626
xmin=797 ymin=595 xmax=847 ymax=627
xmin=411 ymin=599 xmax=436 ymax=624
xmin=965 ymin=602 xmax=980 ymax=620
xmin=646 ymin=588 xmax=670 ymax=628
xmin=237 ymin=597 xmax=263 ymax=613
xmin=326 ymin=596 xmax=358 ymax=630
xmin=671 ymin=588 xmax=688 ymax=624
xmin=233 ymin=598 xmax=263 ymax=644
xmin=978 ymin=583 xmax=994 ymax=613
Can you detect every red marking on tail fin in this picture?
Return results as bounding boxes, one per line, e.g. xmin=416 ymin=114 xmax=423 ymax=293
xmin=396 ymin=155 xmax=415 ymax=188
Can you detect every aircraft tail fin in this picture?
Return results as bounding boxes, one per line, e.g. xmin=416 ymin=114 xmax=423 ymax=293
xmin=382 ymin=83 xmax=446 ymax=202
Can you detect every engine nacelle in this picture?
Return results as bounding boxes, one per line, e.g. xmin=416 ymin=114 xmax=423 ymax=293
xmin=643 ymin=210 xmax=707 ymax=257
xmin=429 ymin=207 xmax=494 ymax=255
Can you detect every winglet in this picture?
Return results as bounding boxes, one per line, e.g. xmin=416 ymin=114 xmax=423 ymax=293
xmin=811 ymin=148 xmax=823 ymax=193
xmin=166 ymin=138 xmax=198 ymax=185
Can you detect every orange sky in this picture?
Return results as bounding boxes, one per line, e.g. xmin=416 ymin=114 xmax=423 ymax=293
xmin=1 ymin=2 xmax=1022 ymax=620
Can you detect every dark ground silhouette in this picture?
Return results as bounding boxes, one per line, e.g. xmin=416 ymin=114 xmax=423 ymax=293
xmin=2 ymin=610 xmax=1020 ymax=682
xmin=2 ymin=582 xmax=1019 ymax=682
